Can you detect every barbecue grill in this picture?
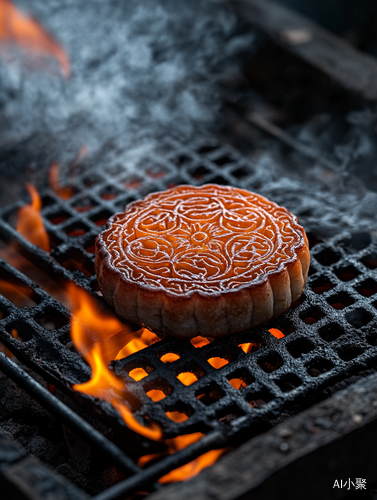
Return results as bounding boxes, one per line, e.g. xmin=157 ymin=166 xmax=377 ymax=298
xmin=0 ymin=1 xmax=377 ymax=499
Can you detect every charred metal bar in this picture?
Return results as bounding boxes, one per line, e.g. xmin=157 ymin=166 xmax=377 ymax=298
xmin=0 ymin=351 xmax=140 ymax=476
xmin=93 ymin=431 xmax=227 ymax=500
xmin=229 ymin=0 xmax=377 ymax=101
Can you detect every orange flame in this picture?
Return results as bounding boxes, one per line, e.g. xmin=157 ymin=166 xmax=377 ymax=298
xmin=138 ymin=432 xmax=227 ymax=483
xmin=49 ymin=148 xmax=88 ymax=199
xmin=0 ymin=0 xmax=70 ymax=77
xmin=68 ymin=283 xmax=162 ymax=441
xmin=49 ymin=161 xmax=74 ymax=200
xmin=16 ymin=184 xmax=50 ymax=252
xmin=159 ymin=448 xmax=226 ymax=484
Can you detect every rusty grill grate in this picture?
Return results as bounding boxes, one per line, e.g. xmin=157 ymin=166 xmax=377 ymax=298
xmin=0 ymin=137 xmax=376 ymax=496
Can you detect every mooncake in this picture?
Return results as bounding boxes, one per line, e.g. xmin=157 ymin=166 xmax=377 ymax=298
xmin=95 ymin=184 xmax=310 ymax=337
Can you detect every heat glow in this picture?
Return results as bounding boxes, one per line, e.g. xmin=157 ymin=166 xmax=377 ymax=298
xmin=138 ymin=432 xmax=227 ymax=483
xmin=0 ymin=0 xmax=70 ymax=77
xmin=68 ymin=283 xmax=161 ymax=440
xmin=16 ymin=184 xmax=50 ymax=252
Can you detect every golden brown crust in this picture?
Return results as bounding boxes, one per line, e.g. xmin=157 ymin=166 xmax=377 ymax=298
xmin=95 ymin=184 xmax=310 ymax=337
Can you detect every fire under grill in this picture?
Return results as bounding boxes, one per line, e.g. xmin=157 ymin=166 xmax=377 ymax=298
xmin=1 ymin=0 xmax=377 ymax=499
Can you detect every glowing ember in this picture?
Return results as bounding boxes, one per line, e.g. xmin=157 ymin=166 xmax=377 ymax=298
xmin=228 ymin=378 xmax=247 ymax=390
xmin=207 ymin=357 xmax=229 ymax=369
xmin=191 ymin=336 xmax=211 ymax=348
xmin=160 ymin=352 xmax=180 ymax=363
xmin=239 ymin=343 xmax=255 ymax=354
xmin=146 ymin=389 xmax=166 ymax=402
xmin=177 ymin=372 xmax=198 ymax=386
xmin=16 ymin=184 xmax=50 ymax=252
xmin=269 ymin=328 xmax=285 ymax=339
xmin=0 ymin=0 xmax=70 ymax=77
xmin=68 ymin=283 xmax=161 ymax=440
xmin=165 ymin=411 xmax=189 ymax=423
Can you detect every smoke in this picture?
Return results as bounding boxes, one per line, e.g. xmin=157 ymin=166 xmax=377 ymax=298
xmin=0 ymin=0 xmax=255 ymax=161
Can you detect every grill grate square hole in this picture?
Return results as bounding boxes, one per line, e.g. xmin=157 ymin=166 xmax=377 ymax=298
xmin=99 ymin=185 xmax=123 ymax=200
xmin=306 ymin=358 xmax=334 ymax=377
xmin=34 ymin=308 xmax=69 ymax=330
xmin=336 ymin=345 xmax=365 ymax=361
xmin=227 ymin=368 xmax=255 ymax=389
xmin=5 ymin=322 xmax=32 ymax=343
xmin=231 ymin=166 xmax=250 ymax=179
xmin=190 ymin=165 xmax=211 ymax=180
xmin=84 ymin=238 xmax=96 ymax=254
xmin=207 ymin=357 xmax=229 ymax=369
xmin=191 ymin=336 xmax=211 ymax=348
xmin=338 ymin=232 xmax=371 ymax=253
xmin=275 ymin=373 xmax=302 ymax=392
xmin=306 ymin=231 xmax=324 ymax=249
xmin=71 ymin=197 xmax=95 ymax=213
xmin=196 ymin=382 xmax=224 ymax=406
xmin=314 ymin=247 xmax=341 ymax=266
xmin=82 ymin=174 xmax=103 ymax=187
xmin=122 ymin=176 xmax=143 ymax=190
xmin=238 ymin=332 xmax=264 ymax=354
xmin=310 ymin=276 xmax=334 ymax=294
xmin=257 ymin=350 xmax=283 ymax=373
xmin=208 ymin=175 xmax=228 ymax=185
xmin=217 ymin=405 xmax=245 ymax=425
xmin=176 ymin=362 xmax=205 ymax=386
xmin=129 ymin=367 xmax=149 ymax=381
xmin=355 ymin=278 xmax=377 ymax=298
xmin=287 ymin=337 xmax=315 ymax=358
xmin=165 ymin=403 xmax=194 ymax=422
xmin=366 ymin=330 xmax=377 ymax=346
xmin=177 ymin=372 xmax=198 ymax=386
xmin=160 ymin=352 xmax=180 ymax=363
xmin=277 ymin=319 xmax=294 ymax=336
xmin=361 ymin=252 xmax=377 ymax=270
xmin=299 ymin=306 xmax=324 ymax=325
xmin=59 ymin=257 xmax=95 ymax=277
xmin=318 ymin=322 xmax=345 ymax=342
xmin=327 ymin=291 xmax=355 ymax=310
xmin=47 ymin=210 xmax=70 ymax=225
xmin=247 ymin=389 xmax=273 ymax=409
xmin=291 ymin=293 xmax=306 ymax=308
xmin=90 ymin=209 xmax=113 ymax=228
xmin=212 ymin=154 xmax=234 ymax=166
xmin=173 ymin=154 xmax=192 ymax=166
xmin=64 ymin=222 xmax=90 ymax=238
xmin=0 ymin=307 xmax=9 ymax=321
xmin=334 ymin=264 xmax=360 ymax=282
xmin=346 ymin=308 xmax=374 ymax=329
xmin=196 ymin=144 xmax=218 ymax=155
xmin=144 ymin=379 xmax=172 ymax=402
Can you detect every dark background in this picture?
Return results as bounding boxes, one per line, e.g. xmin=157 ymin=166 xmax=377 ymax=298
xmin=277 ymin=0 xmax=377 ymax=55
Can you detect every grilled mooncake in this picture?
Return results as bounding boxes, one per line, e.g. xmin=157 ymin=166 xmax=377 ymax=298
xmin=95 ymin=184 xmax=310 ymax=337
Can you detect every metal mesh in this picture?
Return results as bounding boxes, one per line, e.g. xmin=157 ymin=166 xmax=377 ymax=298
xmin=0 ymin=136 xmax=376 ymax=445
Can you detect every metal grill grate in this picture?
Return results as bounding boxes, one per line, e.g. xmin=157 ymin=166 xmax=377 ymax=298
xmin=0 ymin=137 xmax=376 ymax=494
